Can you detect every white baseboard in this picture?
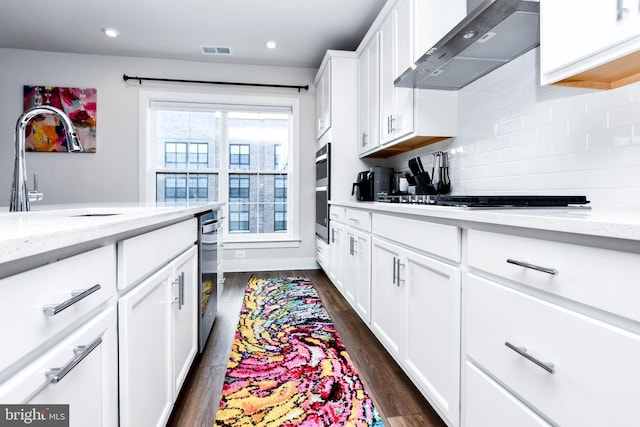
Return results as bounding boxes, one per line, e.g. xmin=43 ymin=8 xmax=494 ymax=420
xmin=223 ymin=257 xmax=321 ymax=273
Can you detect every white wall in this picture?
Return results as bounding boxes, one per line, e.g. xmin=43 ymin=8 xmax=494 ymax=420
xmin=388 ymin=48 xmax=640 ymax=209
xmin=0 ymin=48 xmax=319 ymax=270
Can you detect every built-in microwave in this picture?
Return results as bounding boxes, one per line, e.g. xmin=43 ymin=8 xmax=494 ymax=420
xmin=315 ymin=143 xmax=330 ymax=242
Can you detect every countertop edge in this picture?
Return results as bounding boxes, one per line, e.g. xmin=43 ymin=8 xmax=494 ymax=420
xmin=0 ymin=203 xmax=224 ymax=274
xmin=330 ymin=200 xmax=640 ymax=243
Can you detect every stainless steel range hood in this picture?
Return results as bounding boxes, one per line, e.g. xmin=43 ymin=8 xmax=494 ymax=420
xmin=394 ymin=0 xmax=540 ymax=91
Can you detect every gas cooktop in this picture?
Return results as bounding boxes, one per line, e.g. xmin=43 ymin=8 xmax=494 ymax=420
xmin=377 ymin=194 xmax=590 ymax=208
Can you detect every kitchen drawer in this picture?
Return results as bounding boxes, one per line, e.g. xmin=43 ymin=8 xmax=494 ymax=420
xmin=466 ymin=275 xmax=640 ymax=427
xmin=117 ymin=218 xmax=197 ymax=290
xmin=329 ymin=206 xmax=346 ymax=222
xmin=464 ymin=361 xmax=550 ymax=427
xmin=0 ymin=245 xmax=116 ymax=376
xmin=467 ymin=229 xmax=640 ymax=322
xmin=372 ymin=214 xmax=460 ymax=262
xmin=344 ymin=208 xmax=371 ymax=232
xmin=0 ymin=306 xmax=118 ymax=426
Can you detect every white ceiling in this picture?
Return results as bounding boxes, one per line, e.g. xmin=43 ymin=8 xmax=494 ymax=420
xmin=0 ymin=0 xmax=387 ymax=69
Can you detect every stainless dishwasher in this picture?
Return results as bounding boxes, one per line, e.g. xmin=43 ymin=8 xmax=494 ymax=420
xmin=198 ymin=210 xmax=221 ymax=352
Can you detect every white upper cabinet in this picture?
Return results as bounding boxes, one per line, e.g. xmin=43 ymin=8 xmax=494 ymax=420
xmin=358 ymin=0 xmax=460 ymax=158
xmin=380 ymin=0 xmax=414 ymax=145
xmin=358 ymin=32 xmax=380 ymax=156
xmin=541 ymin=0 xmax=640 ymax=89
xmin=316 ymin=63 xmax=332 ymax=139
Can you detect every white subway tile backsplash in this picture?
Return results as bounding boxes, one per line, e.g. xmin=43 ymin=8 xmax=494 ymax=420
xmin=608 ymin=101 xmax=640 ymax=127
xmin=389 ymin=48 xmax=640 ymax=207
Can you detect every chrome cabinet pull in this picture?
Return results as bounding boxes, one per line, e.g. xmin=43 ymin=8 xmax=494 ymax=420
xmin=172 ymin=272 xmax=185 ymax=309
xmin=392 ymin=256 xmax=397 ymax=284
xmin=46 ymin=337 xmax=103 ymax=384
xmin=505 ymin=341 xmax=555 ymax=374
xmin=506 ymin=259 xmax=558 ymax=275
xmin=396 ymin=258 xmax=405 ymax=286
xmin=42 ymin=284 xmax=101 ymax=317
xmin=362 ymin=132 xmax=368 ymax=147
xmin=179 ymin=272 xmax=185 ymax=309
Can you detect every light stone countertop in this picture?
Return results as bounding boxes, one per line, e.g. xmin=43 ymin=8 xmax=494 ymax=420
xmin=0 ymin=202 xmax=223 ymax=273
xmin=330 ymin=200 xmax=640 ymax=243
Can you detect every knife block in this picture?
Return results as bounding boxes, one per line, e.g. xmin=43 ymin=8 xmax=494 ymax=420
xmin=414 ymin=173 xmax=437 ymax=195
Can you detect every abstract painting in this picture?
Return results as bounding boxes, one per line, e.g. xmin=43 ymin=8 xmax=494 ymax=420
xmin=23 ymin=86 xmax=97 ymax=152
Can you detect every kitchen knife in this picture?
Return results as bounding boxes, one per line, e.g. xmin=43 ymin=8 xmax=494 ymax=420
xmin=408 ymin=158 xmax=418 ymax=176
xmin=417 ymin=157 xmax=425 ymax=174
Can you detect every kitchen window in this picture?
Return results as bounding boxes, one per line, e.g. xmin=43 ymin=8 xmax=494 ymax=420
xmin=140 ymin=91 xmax=300 ymax=245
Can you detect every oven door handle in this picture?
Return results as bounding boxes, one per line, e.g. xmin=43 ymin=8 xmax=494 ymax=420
xmin=315 ymin=153 xmax=328 ymax=163
xmin=315 ymin=186 xmax=328 ymax=192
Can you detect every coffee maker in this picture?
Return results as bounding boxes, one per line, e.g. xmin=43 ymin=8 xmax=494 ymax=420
xmin=352 ymin=167 xmax=394 ymax=201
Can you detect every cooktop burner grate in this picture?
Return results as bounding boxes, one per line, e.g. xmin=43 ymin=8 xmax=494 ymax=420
xmin=376 ymin=194 xmax=590 ymax=207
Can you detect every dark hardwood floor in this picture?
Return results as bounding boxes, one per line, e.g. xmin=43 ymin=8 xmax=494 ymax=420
xmin=167 ymin=270 xmax=447 ymax=427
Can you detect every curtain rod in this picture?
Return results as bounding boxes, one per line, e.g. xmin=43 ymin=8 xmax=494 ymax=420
xmin=122 ymin=74 xmax=309 ymax=92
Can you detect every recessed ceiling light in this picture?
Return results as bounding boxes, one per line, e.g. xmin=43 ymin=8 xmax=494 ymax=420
xmin=102 ymin=27 xmax=119 ymax=38
xmin=265 ymin=40 xmax=277 ymax=49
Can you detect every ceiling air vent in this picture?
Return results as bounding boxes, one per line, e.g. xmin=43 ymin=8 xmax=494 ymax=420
xmin=201 ymin=46 xmax=232 ymax=55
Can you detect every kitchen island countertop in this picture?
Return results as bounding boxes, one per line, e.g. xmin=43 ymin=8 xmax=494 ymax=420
xmin=331 ymin=200 xmax=640 ymax=243
xmin=0 ymin=202 xmax=223 ymax=276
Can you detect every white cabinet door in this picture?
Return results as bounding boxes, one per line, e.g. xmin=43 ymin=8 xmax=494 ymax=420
xmin=352 ymin=229 xmax=371 ymax=323
xmin=329 ymin=222 xmax=345 ymax=293
xmin=541 ymin=0 xmax=640 ymax=86
xmin=118 ymin=264 xmax=173 ymax=427
xmin=379 ymin=12 xmax=396 ymax=145
xmin=171 ymin=245 xmax=198 ymax=398
xmin=342 ymin=231 xmax=357 ymax=306
xmin=316 ymin=63 xmax=331 ymax=139
xmin=393 ymin=0 xmax=414 ymax=140
xmin=358 ymin=32 xmax=380 ymax=155
xmin=0 ymin=307 xmax=118 ymax=427
xmin=379 ymin=0 xmax=414 ymax=145
xmin=370 ymin=237 xmax=404 ymax=359
xmin=403 ymin=248 xmax=460 ymax=427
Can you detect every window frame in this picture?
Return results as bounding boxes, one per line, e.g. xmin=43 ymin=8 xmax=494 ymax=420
xmin=139 ymin=90 xmax=301 ymax=246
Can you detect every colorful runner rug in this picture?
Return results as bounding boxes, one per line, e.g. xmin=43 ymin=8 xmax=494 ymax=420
xmin=215 ymin=276 xmax=384 ymax=426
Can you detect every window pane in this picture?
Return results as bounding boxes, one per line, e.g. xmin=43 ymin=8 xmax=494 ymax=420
xmin=156 ymin=172 xmax=218 ymax=204
xmin=155 ymin=109 xmax=221 ymax=169
xmin=227 ymin=112 xmax=289 ymax=171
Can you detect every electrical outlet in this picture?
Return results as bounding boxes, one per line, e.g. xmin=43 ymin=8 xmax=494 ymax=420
xmin=235 ymin=250 xmax=246 ymax=259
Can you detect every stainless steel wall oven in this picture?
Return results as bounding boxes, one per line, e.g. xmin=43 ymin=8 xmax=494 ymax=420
xmin=315 ymin=143 xmax=330 ymax=242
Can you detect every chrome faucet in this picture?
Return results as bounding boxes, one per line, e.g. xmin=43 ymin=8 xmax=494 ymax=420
xmin=10 ymin=105 xmax=83 ymax=212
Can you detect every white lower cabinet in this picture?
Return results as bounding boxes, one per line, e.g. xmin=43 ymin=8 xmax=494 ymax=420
xmin=328 ymin=221 xmax=346 ymax=293
xmin=345 ymin=227 xmax=371 ymax=323
xmin=371 ymin=232 xmax=461 ymax=427
xmin=371 ymin=237 xmax=404 ymax=358
xmin=118 ymin=244 xmax=198 ymax=427
xmin=0 ymin=307 xmax=118 ymax=427
xmin=465 ymin=274 xmax=640 ymax=427
xmin=464 ymin=228 xmax=640 ymax=426
xmin=171 ymin=246 xmax=198 ymax=399
xmin=118 ymin=262 xmax=173 ymax=427
xmin=404 ymin=249 xmax=460 ymax=427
